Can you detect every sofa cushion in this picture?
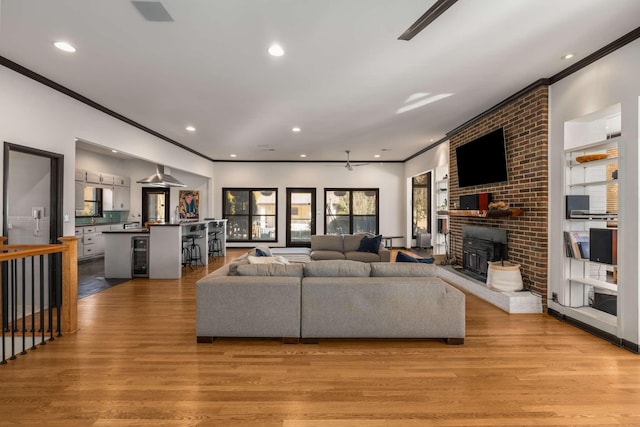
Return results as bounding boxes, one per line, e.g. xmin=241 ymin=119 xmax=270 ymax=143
xmin=370 ymin=262 xmax=437 ymax=277
xmin=248 ymin=255 xmax=290 ymax=265
xmin=343 ymin=233 xmax=366 ymax=252
xmin=311 ymin=235 xmax=344 ymax=252
xmin=357 ymin=234 xmax=382 ymax=254
xmin=228 ymin=256 xmax=250 ymax=276
xmin=345 ymin=251 xmax=383 ymax=263
xmin=310 ymin=250 xmax=345 ymax=261
xmin=236 ymin=263 xmax=304 ymax=277
xmin=396 ymin=251 xmax=418 ymax=262
xmin=304 ymin=260 xmax=371 ymax=277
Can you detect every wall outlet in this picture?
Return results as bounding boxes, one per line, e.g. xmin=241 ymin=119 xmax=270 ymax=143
xmin=552 ymin=292 xmax=558 ymax=303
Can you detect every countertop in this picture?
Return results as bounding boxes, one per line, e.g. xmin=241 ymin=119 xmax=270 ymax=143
xmin=103 ymin=228 xmax=149 ymax=234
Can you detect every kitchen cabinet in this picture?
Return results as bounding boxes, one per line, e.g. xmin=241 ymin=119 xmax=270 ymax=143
xmin=85 ymin=171 xmax=102 ymax=184
xmin=113 ymin=186 xmax=130 ymax=211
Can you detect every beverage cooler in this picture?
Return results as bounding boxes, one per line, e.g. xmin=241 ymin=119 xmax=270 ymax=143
xmin=131 ymin=236 xmax=149 ymax=277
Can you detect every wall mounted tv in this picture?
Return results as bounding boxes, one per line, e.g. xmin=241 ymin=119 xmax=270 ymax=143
xmin=455 ymin=127 xmax=508 ymax=188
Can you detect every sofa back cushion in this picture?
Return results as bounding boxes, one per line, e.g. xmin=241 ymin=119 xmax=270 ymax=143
xmin=311 ymin=235 xmax=344 ymax=252
xmin=342 ymin=234 xmax=365 ymax=252
xmin=369 ymin=262 xmax=437 ymax=277
xmin=304 ymin=260 xmax=371 ymax=277
xmin=236 ymin=263 xmax=304 ymax=277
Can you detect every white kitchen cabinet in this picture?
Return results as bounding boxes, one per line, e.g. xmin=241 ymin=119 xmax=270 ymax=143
xmin=85 ymin=171 xmax=102 ymax=184
xmin=75 ymin=169 xmax=86 ymax=181
xmin=114 ymin=175 xmax=130 ymax=187
xmin=113 ymin=186 xmax=130 ymax=211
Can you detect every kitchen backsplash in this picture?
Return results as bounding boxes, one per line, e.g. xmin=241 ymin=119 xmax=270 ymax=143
xmin=75 ymin=211 xmax=127 ymax=226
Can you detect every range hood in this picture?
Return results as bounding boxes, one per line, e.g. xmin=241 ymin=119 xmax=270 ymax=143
xmin=136 ymin=165 xmax=186 ymax=187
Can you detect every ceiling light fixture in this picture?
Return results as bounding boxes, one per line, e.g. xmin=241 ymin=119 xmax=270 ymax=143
xmin=54 ymin=41 xmax=76 ymax=53
xmin=561 ymin=53 xmax=575 ymax=60
xmin=398 ymin=0 xmax=458 ymax=41
xmin=374 ymin=154 xmax=381 ymax=158
xmin=186 ymin=126 xmax=196 ymax=132
xmin=268 ymin=43 xmax=285 ymax=57
xmin=230 ymin=154 xmax=237 ymax=158
xmin=292 ymin=126 xmax=301 ymax=132
xmin=112 ymin=149 xmax=119 ymax=153
xmin=300 ymin=154 xmax=307 ymax=158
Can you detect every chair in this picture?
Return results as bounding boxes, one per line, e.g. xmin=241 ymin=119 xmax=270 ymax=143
xmin=184 ymin=224 xmax=204 ymax=269
xmin=208 ymin=221 xmax=223 ymax=260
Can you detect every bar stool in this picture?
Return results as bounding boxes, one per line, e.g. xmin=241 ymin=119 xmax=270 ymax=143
xmin=208 ymin=221 xmax=223 ymax=260
xmin=181 ymin=234 xmax=193 ymax=271
xmin=184 ymin=224 xmax=204 ymax=269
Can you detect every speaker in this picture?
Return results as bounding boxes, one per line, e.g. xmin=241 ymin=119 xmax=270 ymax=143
xmin=593 ymin=292 xmax=617 ymax=316
xmin=566 ymin=195 xmax=590 ymax=219
xmin=459 ymin=193 xmax=492 ymax=210
xmin=589 ymin=228 xmax=617 ymax=265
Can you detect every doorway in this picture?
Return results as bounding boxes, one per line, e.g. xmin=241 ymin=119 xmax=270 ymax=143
xmin=142 ymin=187 xmax=170 ymax=225
xmin=3 ymin=142 xmax=64 ymax=326
xmin=286 ymin=188 xmax=316 ymax=247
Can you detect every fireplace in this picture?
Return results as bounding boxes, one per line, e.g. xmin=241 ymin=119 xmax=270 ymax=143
xmin=462 ymin=225 xmax=508 ymax=280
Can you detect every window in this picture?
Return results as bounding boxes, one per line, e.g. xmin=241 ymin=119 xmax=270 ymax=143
xmin=324 ymin=189 xmax=378 ymax=235
xmin=412 ymin=172 xmax=431 ymax=237
xmin=76 ymin=186 xmax=103 ymax=218
xmin=223 ymin=188 xmax=277 ymax=242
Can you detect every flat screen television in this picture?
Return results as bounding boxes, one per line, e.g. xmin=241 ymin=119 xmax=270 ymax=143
xmin=455 ymin=127 xmax=508 ymax=188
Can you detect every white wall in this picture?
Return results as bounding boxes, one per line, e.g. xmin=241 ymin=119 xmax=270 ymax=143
xmin=403 ymin=141 xmax=450 ymax=249
xmin=549 ymin=38 xmax=640 ymax=344
xmin=0 ymin=66 xmax=214 ymax=237
xmin=213 ymin=161 xmax=405 ymax=247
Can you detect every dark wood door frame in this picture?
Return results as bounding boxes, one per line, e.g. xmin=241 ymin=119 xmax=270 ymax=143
xmin=286 ymin=188 xmax=316 ymax=247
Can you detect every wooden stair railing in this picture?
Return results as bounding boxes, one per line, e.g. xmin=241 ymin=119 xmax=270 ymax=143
xmin=0 ymin=236 xmax=79 ymax=364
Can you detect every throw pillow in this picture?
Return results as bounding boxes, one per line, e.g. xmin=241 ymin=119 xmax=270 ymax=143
xmin=247 ymin=255 xmax=290 ymax=265
xmin=357 ymin=234 xmax=382 ymax=254
xmin=395 ymin=251 xmax=419 ymax=263
xmin=255 ymin=248 xmax=269 ymax=257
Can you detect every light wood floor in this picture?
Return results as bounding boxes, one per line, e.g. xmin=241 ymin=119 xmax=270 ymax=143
xmin=2 ymin=249 xmax=639 ymax=426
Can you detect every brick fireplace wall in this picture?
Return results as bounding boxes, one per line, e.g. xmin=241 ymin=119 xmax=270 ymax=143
xmin=448 ymin=85 xmax=549 ymax=304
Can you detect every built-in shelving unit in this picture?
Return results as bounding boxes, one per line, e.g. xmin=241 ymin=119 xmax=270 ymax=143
xmin=559 ymin=105 xmax=620 ymax=330
xmin=434 ymin=177 xmax=448 ymax=254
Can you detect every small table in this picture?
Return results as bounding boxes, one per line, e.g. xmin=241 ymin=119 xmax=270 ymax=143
xmin=382 ymin=236 xmax=403 ymax=248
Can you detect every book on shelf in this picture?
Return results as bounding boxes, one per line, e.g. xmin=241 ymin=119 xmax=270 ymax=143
xmin=564 ymin=231 xmax=589 ymax=260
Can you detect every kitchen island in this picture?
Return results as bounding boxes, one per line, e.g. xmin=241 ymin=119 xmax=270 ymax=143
xmin=103 ymin=220 xmax=226 ymax=279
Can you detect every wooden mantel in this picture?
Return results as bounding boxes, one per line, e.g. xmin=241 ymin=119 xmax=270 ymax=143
xmin=438 ymin=208 xmax=524 ymax=218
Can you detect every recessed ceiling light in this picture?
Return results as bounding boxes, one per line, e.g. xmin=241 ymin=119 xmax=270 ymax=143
xmin=268 ymin=43 xmax=285 ymax=57
xmin=292 ymin=126 xmax=301 ymax=132
xmin=54 ymin=41 xmax=76 ymax=53
xmin=374 ymin=154 xmax=381 ymax=158
xmin=230 ymin=154 xmax=237 ymax=158
xmin=562 ymin=53 xmax=575 ymax=60
xmin=111 ymin=149 xmax=119 ymax=153
xmin=186 ymin=126 xmax=196 ymax=132
xmin=300 ymin=154 xmax=307 ymax=158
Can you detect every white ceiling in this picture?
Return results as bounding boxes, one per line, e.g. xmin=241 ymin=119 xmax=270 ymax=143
xmin=1 ymin=0 xmax=640 ymax=163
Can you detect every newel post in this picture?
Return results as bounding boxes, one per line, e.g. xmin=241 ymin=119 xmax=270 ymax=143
xmin=58 ymin=236 xmax=80 ymax=334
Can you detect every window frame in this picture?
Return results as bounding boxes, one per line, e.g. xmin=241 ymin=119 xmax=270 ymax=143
xmin=324 ymin=188 xmax=379 ymax=235
xmin=222 ymin=188 xmax=278 ymax=243
xmin=411 ymin=172 xmax=432 ymax=238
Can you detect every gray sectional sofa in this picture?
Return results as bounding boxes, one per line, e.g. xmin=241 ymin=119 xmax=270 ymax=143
xmin=310 ymin=234 xmax=391 ymax=262
xmin=196 ymin=258 xmax=465 ymax=345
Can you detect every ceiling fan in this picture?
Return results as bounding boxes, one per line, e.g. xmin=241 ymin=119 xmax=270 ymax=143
xmin=342 ymin=150 xmax=368 ymax=171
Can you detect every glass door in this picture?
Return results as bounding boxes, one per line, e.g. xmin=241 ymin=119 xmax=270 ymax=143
xmin=286 ymin=188 xmax=316 ymax=247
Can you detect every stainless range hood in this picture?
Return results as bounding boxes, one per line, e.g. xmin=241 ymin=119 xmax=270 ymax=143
xmin=136 ymin=165 xmax=186 ymax=187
